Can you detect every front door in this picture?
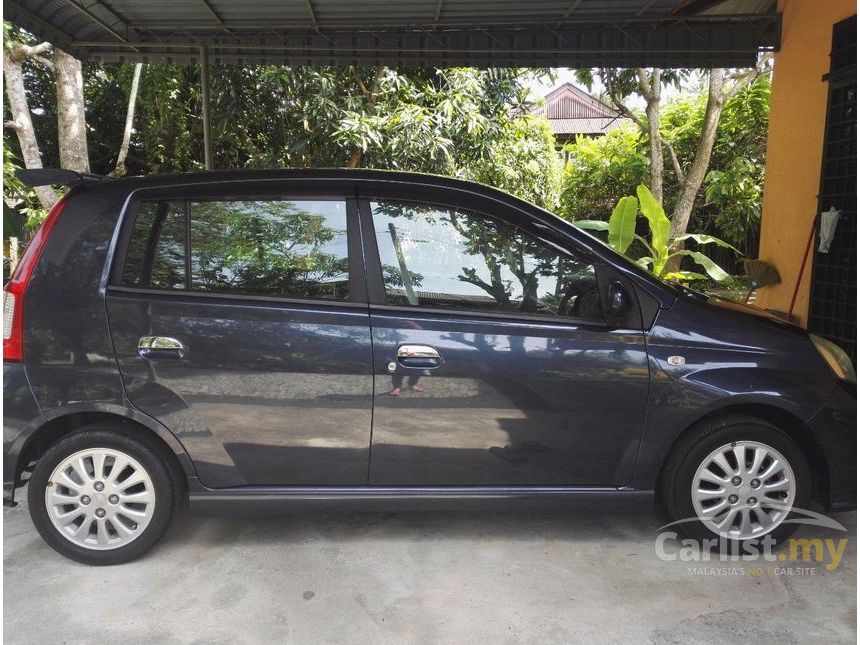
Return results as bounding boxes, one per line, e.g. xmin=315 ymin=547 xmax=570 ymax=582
xmin=106 ymin=187 xmax=373 ymax=488
xmin=361 ymin=196 xmax=650 ymax=486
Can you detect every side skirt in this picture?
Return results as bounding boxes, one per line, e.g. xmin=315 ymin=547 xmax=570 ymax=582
xmin=188 ymin=486 xmax=655 ymax=515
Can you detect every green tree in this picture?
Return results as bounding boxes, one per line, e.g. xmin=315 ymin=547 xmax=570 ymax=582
xmin=573 ymin=62 xmax=770 ymax=270
xmin=464 ymin=115 xmax=560 ymax=210
xmin=559 ymin=75 xmax=771 ymax=259
xmin=559 ymin=127 xmax=648 ymax=219
xmin=4 ymin=47 xmax=562 ymax=225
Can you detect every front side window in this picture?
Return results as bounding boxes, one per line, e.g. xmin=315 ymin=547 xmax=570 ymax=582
xmin=120 ymin=198 xmax=349 ymax=301
xmin=370 ymin=201 xmax=603 ymax=322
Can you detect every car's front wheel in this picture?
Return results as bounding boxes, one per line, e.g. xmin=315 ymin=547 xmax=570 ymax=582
xmin=661 ymin=415 xmax=812 ymax=545
xmin=28 ymin=427 xmax=176 ymax=565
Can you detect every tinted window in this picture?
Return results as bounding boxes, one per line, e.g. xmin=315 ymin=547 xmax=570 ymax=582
xmin=121 ymin=198 xmax=350 ymax=301
xmin=189 ymin=199 xmax=348 ymax=299
xmin=121 ymin=201 xmax=186 ymax=289
xmin=370 ymin=201 xmax=603 ymax=321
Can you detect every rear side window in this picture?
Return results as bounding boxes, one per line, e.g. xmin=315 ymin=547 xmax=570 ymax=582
xmin=120 ymin=198 xmax=349 ymax=300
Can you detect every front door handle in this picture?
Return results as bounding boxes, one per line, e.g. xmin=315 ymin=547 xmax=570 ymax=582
xmin=397 ymin=345 xmax=442 ymax=368
xmin=138 ymin=336 xmax=185 ymax=360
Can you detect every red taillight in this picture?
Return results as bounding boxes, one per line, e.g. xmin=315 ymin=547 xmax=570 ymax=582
xmin=3 ymin=196 xmax=68 ymax=362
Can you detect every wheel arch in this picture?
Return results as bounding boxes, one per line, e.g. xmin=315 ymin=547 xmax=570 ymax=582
xmin=11 ymin=406 xmax=196 ymax=497
xmin=655 ymin=402 xmax=830 ymax=505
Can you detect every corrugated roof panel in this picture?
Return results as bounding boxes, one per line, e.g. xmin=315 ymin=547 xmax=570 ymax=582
xmin=5 ymin=0 xmax=779 ymax=67
xmin=530 ymin=83 xmax=621 ymax=119
xmin=545 ymin=117 xmax=627 ymax=135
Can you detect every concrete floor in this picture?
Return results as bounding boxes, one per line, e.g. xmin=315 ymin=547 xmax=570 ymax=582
xmin=3 ymin=489 xmax=856 ymax=644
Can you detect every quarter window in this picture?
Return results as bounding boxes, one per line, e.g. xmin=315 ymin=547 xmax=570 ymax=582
xmin=121 ymin=201 xmax=186 ymax=290
xmin=120 ymin=198 xmax=349 ymax=301
xmin=370 ymin=201 xmax=603 ymax=321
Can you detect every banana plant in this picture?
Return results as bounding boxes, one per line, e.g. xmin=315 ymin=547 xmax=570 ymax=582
xmin=573 ymin=185 xmax=740 ymax=282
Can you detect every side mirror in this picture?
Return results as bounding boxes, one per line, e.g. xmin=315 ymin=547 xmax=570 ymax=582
xmin=606 ymin=281 xmax=629 ymax=316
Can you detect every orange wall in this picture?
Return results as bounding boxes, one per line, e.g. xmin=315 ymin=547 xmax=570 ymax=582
xmin=756 ymin=0 xmax=856 ymax=325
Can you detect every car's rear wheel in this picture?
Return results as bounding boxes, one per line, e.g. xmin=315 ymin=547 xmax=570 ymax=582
xmin=28 ymin=427 xmax=176 ymax=565
xmin=661 ymin=415 xmax=812 ymax=545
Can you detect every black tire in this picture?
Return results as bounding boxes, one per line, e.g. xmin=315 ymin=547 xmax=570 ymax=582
xmin=660 ymin=415 xmax=812 ymax=546
xmin=28 ymin=426 xmax=176 ymax=565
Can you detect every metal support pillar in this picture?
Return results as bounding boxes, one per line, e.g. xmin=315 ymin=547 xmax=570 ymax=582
xmin=200 ymin=45 xmax=213 ymax=170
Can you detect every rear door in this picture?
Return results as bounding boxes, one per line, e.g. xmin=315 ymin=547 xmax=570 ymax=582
xmin=360 ymin=191 xmax=650 ymax=486
xmin=106 ymin=183 xmax=373 ymax=488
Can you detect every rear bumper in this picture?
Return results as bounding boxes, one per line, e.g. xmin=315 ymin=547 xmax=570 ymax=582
xmin=3 ymin=362 xmax=43 ymax=507
xmin=808 ymin=381 xmax=857 ymax=511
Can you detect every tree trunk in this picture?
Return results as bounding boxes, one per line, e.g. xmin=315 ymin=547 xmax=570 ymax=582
xmin=636 ymin=68 xmax=664 ymax=205
xmin=112 ymin=63 xmax=143 ymax=177
xmin=670 ymin=69 xmax=727 ymax=238
xmin=645 ymin=86 xmax=663 ymax=204
xmin=54 ymin=48 xmax=90 ymax=173
xmin=3 ymin=48 xmax=57 ymax=210
xmin=645 ymin=96 xmax=664 ymax=204
xmin=665 ymin=69 xmax=728 ymax=271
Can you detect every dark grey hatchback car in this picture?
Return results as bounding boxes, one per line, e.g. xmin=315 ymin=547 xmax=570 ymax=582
xmin=3 ymin=168 xmax=856 ymax=564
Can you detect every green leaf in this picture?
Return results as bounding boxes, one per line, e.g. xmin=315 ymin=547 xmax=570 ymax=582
xmin=674 ymin=233 xmax=742 ymax=255
xmin=635 ymin=185 xmax=671 ymax=261
xmin=664 ymin=271 xmax=709 ymax=282
xmin=633 ymin=233 xmax=656 ymax=257
xmin=675 ymin=250 xmax=731 ymax=282
xmin=607 ymin=196 xmax=638 ymax=254
xmin=572 ymin=220 xmax=609 ymax=231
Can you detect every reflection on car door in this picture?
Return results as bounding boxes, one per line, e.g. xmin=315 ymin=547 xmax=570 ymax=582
xmin=361 ymin=196 xmax=650 ymax=486
xmin=107 ymin=190 xmax=373 ymax=488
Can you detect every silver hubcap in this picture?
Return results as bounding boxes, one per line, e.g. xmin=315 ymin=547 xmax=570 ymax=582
xmin=45 ymin=448 xmax=155 ymax=550
xmin=691 ymin=441 xmax=796 ymax=540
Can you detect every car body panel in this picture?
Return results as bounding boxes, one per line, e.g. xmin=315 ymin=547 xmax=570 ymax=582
xmin=1 ymin=169 xmax=854 ymax=512
xmin=22 ymin=184 xmax=126 ymax=415
xmin=3 ymin=363 xmax=42 ymax=502
xmin=367 ymin=309 xmax=649 ymax=486
xmin=106 ymin=290 xmax=374 ymax=487
xmin=807 ymin=381 xmax=857 ymax=510
xmin=187 ymin=486 xmax=654 ymax=514
xmin=631 ymin=294 xmax=844 ymax=490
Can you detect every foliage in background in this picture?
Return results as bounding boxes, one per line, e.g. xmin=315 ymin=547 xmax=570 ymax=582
xmin=4 ymin=55 xmax=561 ymax=222
xmin=574 ymin=185 xmax=739 ymax=282
xmin=704 ymin=157 xmax=763 ymax=246
xmin=3 ymin=22 xmax=770 ymax=293
xmin=663 ymin=74 xmax=771 ymax=248
xmin=558 ymin=75 xmax=771 ymax=256
xmin=463 ymin=115 xmax=560 ymax=209
xmin=3 ymin=147 xmax=48 ymax=232
xmin=559 ymin=127 xmax=647 ymax=219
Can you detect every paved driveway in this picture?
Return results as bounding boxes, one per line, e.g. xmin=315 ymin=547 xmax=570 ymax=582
xmin=4 ymin=489 xmax=856 ymax=644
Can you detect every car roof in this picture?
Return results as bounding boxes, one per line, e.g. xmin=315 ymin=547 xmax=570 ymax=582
xmin=107 ymin=168 xmax=506 ymax=197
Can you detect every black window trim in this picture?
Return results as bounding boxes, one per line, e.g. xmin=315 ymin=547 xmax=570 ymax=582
xmin=106 ymin=284 xmax=372 ymax=311
xmin=109 ymin=188 xmax=366 ymax=306
xmin=356 ymin=195 xmax=613 ymax=328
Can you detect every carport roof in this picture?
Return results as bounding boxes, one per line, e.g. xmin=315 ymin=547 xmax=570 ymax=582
xmin=6 ymin=0 xmax=779 ymax=67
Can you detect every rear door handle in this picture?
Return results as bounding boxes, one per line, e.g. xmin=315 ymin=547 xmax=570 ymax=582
xmin=138 ymin=336 xmax=185 ymax=360
xmin=397 ymin=345 xmax=442 ymax=368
